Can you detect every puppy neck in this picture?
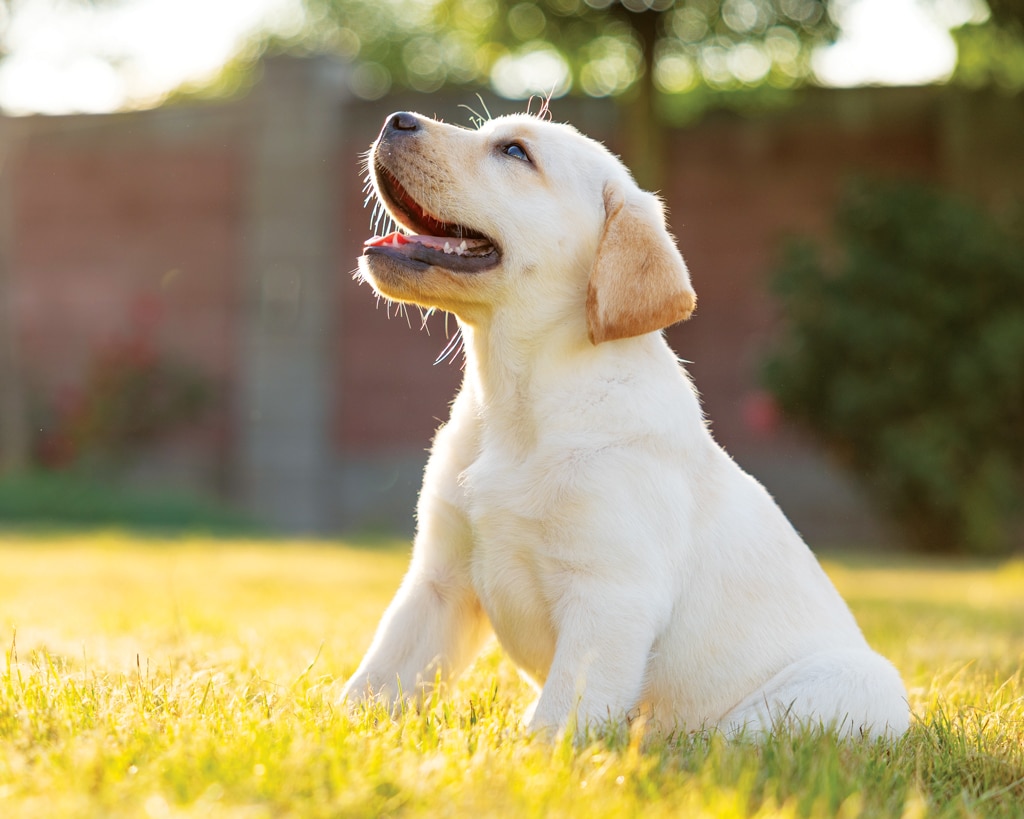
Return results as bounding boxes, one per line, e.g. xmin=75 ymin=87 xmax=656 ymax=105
xmin=458 ymin=314 xmax=672 ymax=445
xmin=460 ymin=312 xmax=587 ymax=397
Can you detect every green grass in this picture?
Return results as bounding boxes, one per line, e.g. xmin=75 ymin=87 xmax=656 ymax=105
xmin=0 ymin=534 xmax=1021 ymax=818
xmin=0 ymin=471 xmax=261 ymax=535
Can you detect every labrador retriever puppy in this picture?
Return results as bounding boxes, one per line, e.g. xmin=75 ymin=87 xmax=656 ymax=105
xmin=344 ymin=110 xmax=909 ymax=740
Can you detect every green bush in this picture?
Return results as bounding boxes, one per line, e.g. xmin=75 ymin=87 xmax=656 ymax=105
xmin=763 ymin=181 xmax=1024 ymax=554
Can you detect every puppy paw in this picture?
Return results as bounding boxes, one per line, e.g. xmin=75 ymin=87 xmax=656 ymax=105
xmin=338 ymin=675 xmax=389 ymax=710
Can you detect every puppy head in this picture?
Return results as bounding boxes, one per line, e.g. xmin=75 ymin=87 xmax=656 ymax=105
xmin=359 ymin=111 xmax=695 ymax=342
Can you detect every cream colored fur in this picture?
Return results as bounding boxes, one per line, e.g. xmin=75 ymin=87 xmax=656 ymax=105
xmin=345 ymin=112 xmax=909 ymax=740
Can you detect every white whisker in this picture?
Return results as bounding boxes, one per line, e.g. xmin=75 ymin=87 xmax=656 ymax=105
xmin=434 ymin=322 xmax=466 ymax=367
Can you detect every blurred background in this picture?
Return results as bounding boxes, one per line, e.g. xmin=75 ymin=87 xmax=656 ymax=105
xmin=0 ymin=0 xmax=1021 ymax=552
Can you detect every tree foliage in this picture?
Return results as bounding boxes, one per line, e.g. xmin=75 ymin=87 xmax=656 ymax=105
xmin=307 ymin=0 xmax=836 ymax=101
xmin=987 ymin=0 xmax=1024 ymax=29
xmin=763 ymin=182 xmax=1024 ymax=555
xmin=303 ymin=0 xmax=1024 ymax=104
xmin=953 ymin=16 xmax=1024 ymax=89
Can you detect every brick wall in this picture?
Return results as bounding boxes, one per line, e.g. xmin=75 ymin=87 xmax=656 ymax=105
xmin=663 ymin=90 xmax=943 ymax=456
xmin=5 ymin=107 xmax=246 ymax=488
xmin=1 ymin=60 xmax=1020 ymax=537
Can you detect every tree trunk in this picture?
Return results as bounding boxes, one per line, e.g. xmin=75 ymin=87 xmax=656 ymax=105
xmin=616 ymin=7 xmax=665 ymax=192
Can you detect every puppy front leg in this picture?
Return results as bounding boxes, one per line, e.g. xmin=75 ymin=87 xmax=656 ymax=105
xmin=529 ymin=585 xmax=661 ymax=738
xmin=341 ymin=499 xmax=490 ymax=711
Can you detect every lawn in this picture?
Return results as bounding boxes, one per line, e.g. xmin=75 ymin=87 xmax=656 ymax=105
xmin=0 ymin=533 xmax=1022 ymax=818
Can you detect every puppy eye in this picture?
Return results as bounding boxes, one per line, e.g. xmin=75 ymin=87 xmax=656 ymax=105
xmin=502 ymin=142 xmax=530 ymax=162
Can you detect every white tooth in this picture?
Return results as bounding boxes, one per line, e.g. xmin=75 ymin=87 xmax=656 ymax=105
xmin=444 ymin=242 xmax=452 ymax=254
xmin=459 ymin=240 xmax=468 ymax=253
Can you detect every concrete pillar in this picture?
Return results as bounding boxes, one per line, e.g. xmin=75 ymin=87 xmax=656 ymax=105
xmin=236 ymin=57 xmax=348 ymax=532
xmin=0 ymin=118 xmax=30 ymax=473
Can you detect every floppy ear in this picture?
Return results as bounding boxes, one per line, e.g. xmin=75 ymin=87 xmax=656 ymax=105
xmin=586 ymin=184 xmax=696 ymax=345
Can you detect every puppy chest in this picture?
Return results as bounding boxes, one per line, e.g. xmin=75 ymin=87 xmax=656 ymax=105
xmin=462 ymin=448 xmax=593 ymax=680
xmin=469 ymin=518 xmax=557 ymax=683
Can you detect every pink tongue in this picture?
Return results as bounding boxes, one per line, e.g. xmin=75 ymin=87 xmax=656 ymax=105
xmin=364 ymin=232 xmax=410 ymax=248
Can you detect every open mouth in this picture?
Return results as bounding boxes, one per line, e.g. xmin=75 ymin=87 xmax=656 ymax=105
xmin=363 ymin=163 xmax=500 ymax=274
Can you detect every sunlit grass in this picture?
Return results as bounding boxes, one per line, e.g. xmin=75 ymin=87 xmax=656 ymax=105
xmin=0 ymin=533 xmax=1021 ymax=817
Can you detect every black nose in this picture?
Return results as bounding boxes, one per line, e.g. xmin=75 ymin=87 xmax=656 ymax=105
xmin=384 ymin=112 xmax=420 ymax=136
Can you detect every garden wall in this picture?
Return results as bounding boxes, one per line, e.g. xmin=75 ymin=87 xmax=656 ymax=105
xmin=1 ymin=57 xmax=1021 ymax=540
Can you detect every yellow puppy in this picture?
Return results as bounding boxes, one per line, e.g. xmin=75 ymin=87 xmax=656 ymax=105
xmin=345 ymin=111 xmax=908 ymax=740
